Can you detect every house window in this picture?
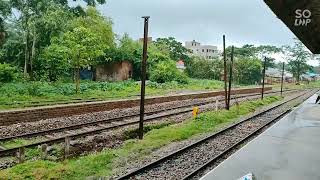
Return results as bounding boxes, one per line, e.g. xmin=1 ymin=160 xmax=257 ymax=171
xmin=202 ymin=49 xmax=204 ymax=52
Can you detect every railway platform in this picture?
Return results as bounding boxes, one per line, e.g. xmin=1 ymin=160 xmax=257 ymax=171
xmin=200 ymin=93 xmax=320 ymax=180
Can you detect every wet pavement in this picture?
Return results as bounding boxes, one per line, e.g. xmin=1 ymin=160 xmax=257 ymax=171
xmin=201 ymin=93 xmax=320 ymax=180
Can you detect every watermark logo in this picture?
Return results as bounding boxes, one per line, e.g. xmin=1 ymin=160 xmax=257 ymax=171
xmin=295 ymin=9 xmax=312 ymax=26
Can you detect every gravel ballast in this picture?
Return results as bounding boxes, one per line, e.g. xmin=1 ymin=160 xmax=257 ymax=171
xmin=112 ymin=90 xmax=315 ymax=180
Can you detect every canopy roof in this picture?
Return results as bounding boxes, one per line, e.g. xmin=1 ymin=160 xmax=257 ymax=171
xmin=264 ymin=0 xmax=320 ymax=54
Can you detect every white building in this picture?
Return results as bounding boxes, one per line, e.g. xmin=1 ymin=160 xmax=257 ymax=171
xmin=185 ymin=40 xmax=219 ymax=60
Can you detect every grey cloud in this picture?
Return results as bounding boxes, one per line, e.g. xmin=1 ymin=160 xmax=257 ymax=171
xmin=87 ymin=0 xmax=297 ymax=48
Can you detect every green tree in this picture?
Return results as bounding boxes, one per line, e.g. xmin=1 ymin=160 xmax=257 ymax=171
xmin=104 ymin=34 xmax=143 ymax=80
xmin=35 ymin=5 xmax=112 ymax=81
xmin=234 ymin=58 xmax=262 ymax=85
xmin=48 ymin=26 xmax=106 ymax=92
xmin=104 ymin=33 xmax=141 ymax=63
xmin=0 ymin=21 xmax=25 ymax=66
xmin=44 ymin=6 xmax=113 ymax=90
xmin=226 ymin=44 xmax=280 ymax=59
xmin=3 ymin=0 xmax=107 ymax=78
xmin=282 ymin=40 xmax=312 ymax=84
xmin=226 ymin=44 xmax=257 ymax=58
xmin=5 ymin=0 xmax=73 ymax=78
xmin=0 ymin=63 xmax=19 ymax=82
xmin=105 ymin=34 xmax=177 ymax=80
xmin=256 ymin=45 xmax=280 ymax=68
xmin=39 ymin=43 xmax=71 ymax=81
xmin=73 ymin=0 xmax=106 ymax=6
xmin=256 ymin=45 xmax=281 ymax=58
xmin=226 ymin=44 xmax=280 ymax=71
xmin=71 ymin=7 xmax=114 ymax=47
xmin=186 ymin=56 xmax=222 ymax=80
xmin=154 ymin=37 xmax=191 ymax=62
xmin=0 ymin=0 xmax=10 ymax=45
xmin=150 ymin=60 xmax=188 ymax=84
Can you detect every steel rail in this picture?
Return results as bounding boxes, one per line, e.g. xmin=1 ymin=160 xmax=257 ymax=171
xmin=182 ymin=90 xmax=318 ymax=180
xmin=0 ymin=89 xmax=303 ymax=157
xmin=116 ymin=90 xmax=315 ymax=180
xmin=0 ymin=89 xmax=296 ymax=142
xmin=181 ymin=109 xmax=291 ymax=180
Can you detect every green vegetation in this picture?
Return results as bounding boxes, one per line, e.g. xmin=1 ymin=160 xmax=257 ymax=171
xmin=1 ymin=139 xmax=39 ymax=149
xmin=186 ymin=56 xmax=264 ymax=85
xmin=123 ymin=122 xmax=173 ymax=140
xmin=186 ymin=56 xmax=222 ymax=80
xmin=282 ymin=39 xmax=313 ymax=84
xmin=0 ymin=0 xmax=316 ymax=110
xmin=0 ymin=96 xmax=282 ymax=179
xmin=44 ymin=7 xmax=113 ymax=92
xmin=272 ymin=81 xmax=320 ymax=90
xmin=234 ymin=58 xmax=262 ymax=85
xmin=150 ymin=60 xmax=188 ymax=84
xmin=0 ymin=79 xmax=224 ymax=110
xmin=0 ymin=63 xmax=19 ymax=83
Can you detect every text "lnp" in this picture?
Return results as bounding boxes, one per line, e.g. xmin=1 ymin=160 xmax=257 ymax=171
xmin=295 ymin=9 xmax=312 ymax=26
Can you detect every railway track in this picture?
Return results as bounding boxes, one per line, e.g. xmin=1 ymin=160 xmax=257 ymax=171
xmin=0 ymin=89 xmax=301 ymax=159
xmin=115 ymin=89 xmax=316 ymax=180
xmin=0 ymin=89 xmax=297 ymax=143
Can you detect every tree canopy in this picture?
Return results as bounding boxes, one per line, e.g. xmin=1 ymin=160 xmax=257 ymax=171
xmin=282 ymin=39 xmax=312 ymax=84
xmin=154 ymin=37 xmax=191 ymax=62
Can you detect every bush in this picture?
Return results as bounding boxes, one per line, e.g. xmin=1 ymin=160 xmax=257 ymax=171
xmin=186 ymin=57 xmax=222 ymax=80
xmin=234 ymin=58 xmax=262 ymax=85
xmin=0 ymin=63 xmax=19 ymax=83
xmin=149 ymin=60 xmax=188 ymax=84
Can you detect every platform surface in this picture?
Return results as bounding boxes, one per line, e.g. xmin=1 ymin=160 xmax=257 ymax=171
xmin=200 ymin=94 xmax=320 ymax=180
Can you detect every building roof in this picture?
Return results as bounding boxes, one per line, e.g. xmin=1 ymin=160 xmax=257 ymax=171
xmin=264 ymin=0 xmax=320 ymax=54
xmin=266 ymin=68 xmax=293 ymax=78
xmin=176 ymin=60 xmax=186 ymax=69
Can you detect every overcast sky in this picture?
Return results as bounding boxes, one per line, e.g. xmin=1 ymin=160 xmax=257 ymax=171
xmin=70 ymin=0 xmax=318 ymax=65
xmin=96 ymin=0 xmax=297 ymax=46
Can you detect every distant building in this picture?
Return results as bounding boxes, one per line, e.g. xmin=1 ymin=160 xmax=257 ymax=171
xmin=176 ymin=60 xmax=186 ymax=71
xmin=185 ymin=40 xmax=219 ymax=60
xmin=95 ymin=61 xmax=133 ymax=81
xmin=302 ymin=72 xmax=320 ymax=81
xmin=265 ymin=68 xmax=293 ymax=84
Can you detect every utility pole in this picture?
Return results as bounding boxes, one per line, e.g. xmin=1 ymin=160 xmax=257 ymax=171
xmin=280 ymin=62 xmax=285 ymax=97
xmin=223 ymin=35 xmax=228 ymax=109
xmin=139 ymin=16 xmax=150 ymax=140
xmin=261 ymin=57 xmax=267 ymax=100
xmin=227 ymin=46 xmax=234 ymax=110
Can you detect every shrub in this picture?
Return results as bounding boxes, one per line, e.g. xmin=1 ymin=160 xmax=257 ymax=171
xmin=185 ymin=57 xmax=222 ymax=80
xmin=0 ymin=63 xmax=19 ymax=83
xmin=149 ymin=60 xmax=188 ymax=84
xmin=234 ymin=58 xmax=262 ymax=85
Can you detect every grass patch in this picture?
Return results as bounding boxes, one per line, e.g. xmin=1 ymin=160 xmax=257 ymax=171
xmin=1 ymin=139 xmax=42 ymax=149
xmin=123 ymin=122 xmax=173 ymax=140
xmin=1 ymin=78 xmax=318 ymax=110
xmin=272 ymin=81 xmax=320 ymax=90
xmin=0 ymin=79 xmax=232 ymax=110
xmin=0 ymin=96 xmax=282 ymax=180
xmin=0 ymin=138 xmax=64 ymax=162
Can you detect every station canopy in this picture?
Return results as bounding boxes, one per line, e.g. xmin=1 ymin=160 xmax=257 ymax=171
xmin=264 ymin=0 xmax=320 ymax=54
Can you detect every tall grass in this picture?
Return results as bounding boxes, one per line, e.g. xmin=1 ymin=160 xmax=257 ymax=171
xmin=0 ymin=79 xmax=225 ymax=110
